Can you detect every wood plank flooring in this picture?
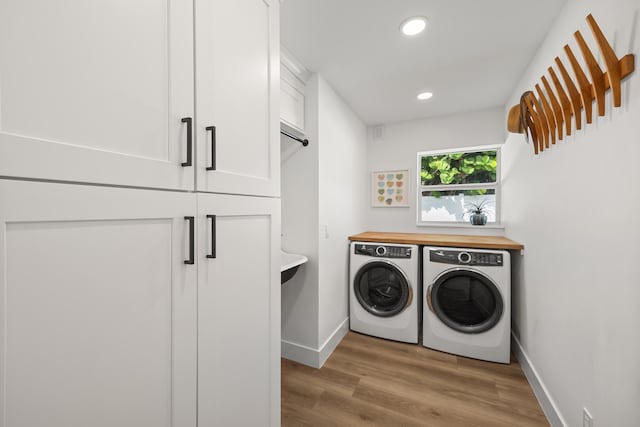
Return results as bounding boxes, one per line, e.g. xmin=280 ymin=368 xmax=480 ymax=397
xmin=282 ymin=332 xmax=548 ymax=427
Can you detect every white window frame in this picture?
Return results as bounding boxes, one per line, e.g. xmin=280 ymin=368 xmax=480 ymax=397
xmin=416 ymin=144 xmax=501 ymax=227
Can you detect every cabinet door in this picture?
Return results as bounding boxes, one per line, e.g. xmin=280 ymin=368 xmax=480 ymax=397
xmin=197 ymin=193 xmax=280 ymax=426
xmin=0 ymin=0 xmax=194 ymax=190
xmin=280 ymin=65 xmax=306 ymax=133
xmin=195 ymin=0 xmax=280 ymax=197
xmin=0 ymin=180 xmax=197 ymax=427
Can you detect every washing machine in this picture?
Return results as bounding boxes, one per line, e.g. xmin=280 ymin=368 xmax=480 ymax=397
xmin=422 ymin=246 xmax=510 ymax=363
xmin=349 ymin=241 xmax=420 ymax=343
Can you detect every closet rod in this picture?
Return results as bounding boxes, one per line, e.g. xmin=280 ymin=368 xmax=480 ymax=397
xmin=281 ymin=130 xmax=309 ymax=147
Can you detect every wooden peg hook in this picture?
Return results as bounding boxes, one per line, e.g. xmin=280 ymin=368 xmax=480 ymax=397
xmin=555 ymin=57 xmax=584 ymax=130
xmin=564 ymin=45 xmax=595 ymax=124
xmin=587 ymin=14 xmax=622 ymax=107
xmin=505 ymin=13 xmax=635 ymax=150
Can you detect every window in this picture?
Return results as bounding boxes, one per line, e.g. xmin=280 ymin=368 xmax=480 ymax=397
xmin=417 ymin=146 xmax=500 ymax=225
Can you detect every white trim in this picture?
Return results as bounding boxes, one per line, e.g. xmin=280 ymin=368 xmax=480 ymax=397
xmin=318 ymin=318 xmax=350 ymax=368
xmin=420 ymin=183 xmax=498 ymax=191
xmin=281 ymin=47 xmax=311 ymax=84
xmin=281 ymin=339 xmax=320 ymax=368
xmin=511 ymin=332 xmax=568 ymax=427
xmin=417 ymin=222 xmax=505 ymax=229
xmin=281 ymin=318 xmax=349 ymax=368
xmin=417 ymin=143 xmax=502 ymax=157
xmin=280 ymin=121 xmax=305 ymax=139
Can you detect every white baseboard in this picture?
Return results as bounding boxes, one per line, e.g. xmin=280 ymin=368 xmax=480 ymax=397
xmin=511 ymin=332 xmax=567 ymax=427
xmin=318 ymin=318 xmax=349 ymax=368
xmin=281 ymin=339 xmax=320 ymax=368
xmin=281 ymin=317 xmax=349 ymax=369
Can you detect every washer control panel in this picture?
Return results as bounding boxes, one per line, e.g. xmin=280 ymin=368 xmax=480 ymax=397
xmin=354 ymin=244 xmax=412 ymax=258
xmin=430 ymin=249 xmax=503 ymax=266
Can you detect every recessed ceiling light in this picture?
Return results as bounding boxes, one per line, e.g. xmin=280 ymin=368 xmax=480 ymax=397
xmin=417 ymin=91 xmax=433 ymax=101
xmin=400 ymin=16 xmax=428 ymax=36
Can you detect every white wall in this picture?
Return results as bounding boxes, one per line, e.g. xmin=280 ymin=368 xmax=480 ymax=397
xmin=366 ymin=108 xmax=506 ymax=235
xmin=502 ymin=1 xmax=640 ymax=426
xmin=281 ymin=74 xmax=367 ymax=366
xmin=317 ymin=76 xmax=368 ymax=355
xmin=280 ymin=75 xmax=319 ymax=350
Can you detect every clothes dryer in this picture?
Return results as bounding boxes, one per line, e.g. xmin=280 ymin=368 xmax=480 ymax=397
xmin=349 ymin=242 xmax=420 ymax=343
xmin=423 ymin=246 xmax=510 ymax=363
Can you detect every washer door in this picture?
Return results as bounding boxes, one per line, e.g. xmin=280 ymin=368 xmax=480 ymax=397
xmin=429 ymin=269 xmax=503 ymax=334
xmin=353 ymin=261 xmax=412 ymax=317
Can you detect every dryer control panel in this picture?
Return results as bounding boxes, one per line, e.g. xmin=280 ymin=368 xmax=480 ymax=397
xmin=430 ymin=249 xmax=503 ymax=266
xmin=354 ymin=244 xmax=412 ymax=258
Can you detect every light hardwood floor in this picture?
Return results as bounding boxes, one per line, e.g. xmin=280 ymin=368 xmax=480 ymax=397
xmin=282 ymin=332 xmax=548 ymax=427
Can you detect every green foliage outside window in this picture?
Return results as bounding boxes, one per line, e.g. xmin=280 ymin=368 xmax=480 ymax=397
xmin=420 ymin=150 xmax=497 ymax=197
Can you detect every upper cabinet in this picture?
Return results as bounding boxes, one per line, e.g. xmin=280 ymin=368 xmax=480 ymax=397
xmin=280 ymin=50 xmax=310 ymax=135
xmin=0 ymin=0 xmax=195 ymax=191
xmin=0 ymin=0 xmax=280 ymax=196
xmin=195 ymin=0 xmax=280 ymax=197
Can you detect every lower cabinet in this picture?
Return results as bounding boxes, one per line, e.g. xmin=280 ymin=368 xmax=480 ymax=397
xmin=0 ymin=180 xmax=280 ymax=427
xmin=0 ymin=180 xmax=197 ymax=427
xmin=197 ymin=193 xmax=280 ymax=427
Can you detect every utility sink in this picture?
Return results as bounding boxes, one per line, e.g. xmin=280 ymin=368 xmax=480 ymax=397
xmin=281 ymin=250 xmax=308 ymax=284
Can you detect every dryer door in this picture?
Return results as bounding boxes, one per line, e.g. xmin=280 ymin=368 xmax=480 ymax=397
xmin=429 ymin=269 xmax=503 ymax=334
xmin=353 ymin=261 xmax=411 ymax=318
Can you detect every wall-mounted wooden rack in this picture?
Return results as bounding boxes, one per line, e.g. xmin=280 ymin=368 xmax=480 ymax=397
xmin=507 ymin=14 xmax=635 ymax=155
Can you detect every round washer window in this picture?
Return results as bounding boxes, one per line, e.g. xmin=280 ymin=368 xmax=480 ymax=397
xmin=430 ymin=269 xmax=503 ymax=334
xmin=353 ymin=261 xmax=411 ymax=317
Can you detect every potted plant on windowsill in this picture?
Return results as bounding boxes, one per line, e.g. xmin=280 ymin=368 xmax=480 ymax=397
xmin=466 ymin=200 xmax=489 ymax=226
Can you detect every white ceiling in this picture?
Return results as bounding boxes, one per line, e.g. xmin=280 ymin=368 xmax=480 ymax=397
xmin=280 ymin=0 xmax=567 ymax=125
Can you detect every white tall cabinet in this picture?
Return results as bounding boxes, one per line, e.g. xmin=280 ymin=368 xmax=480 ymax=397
xmin=0 ymin=0 xmax=280 ymax=426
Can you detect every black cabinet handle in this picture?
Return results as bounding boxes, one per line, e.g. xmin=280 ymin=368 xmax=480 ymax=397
xmin=181 ymin=117 xmax=193 ymax=167
xmin=206 ymin=215 xmax=216 ymax=258
xmin=206 ymin=126 xmax=216 ymax=171
xmin=184 ymin=216 xmax=195 ymax=264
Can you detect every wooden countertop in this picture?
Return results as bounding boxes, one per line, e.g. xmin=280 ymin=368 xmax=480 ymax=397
xmin=348 ymin=231 xmax=524 ymax=250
